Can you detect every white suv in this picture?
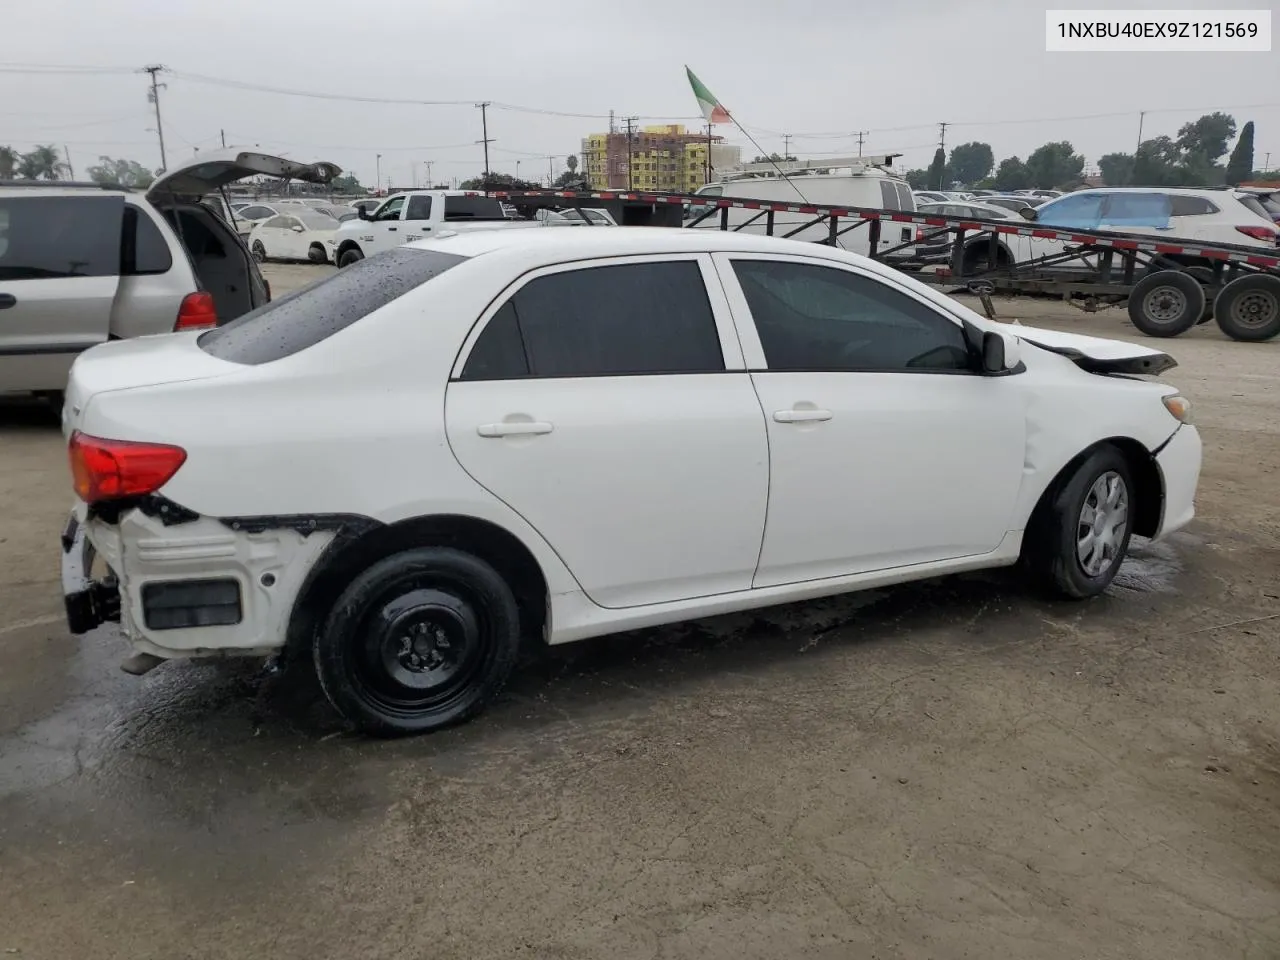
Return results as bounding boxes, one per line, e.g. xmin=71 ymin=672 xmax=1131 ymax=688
xmin=59 ymin=228 xmax=1201 ymax=736
xmin=1027 ymin=187 xmax=1279 ymax=249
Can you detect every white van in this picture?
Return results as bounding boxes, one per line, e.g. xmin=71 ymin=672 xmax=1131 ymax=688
xmin=685 ymin=155 xmax=917 ymax=260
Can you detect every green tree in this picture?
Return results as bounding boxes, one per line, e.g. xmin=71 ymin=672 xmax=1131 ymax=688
xmin=1024 ymin=141 xmax=1084 ymax=188
xmin=993 ymin=156 xmax=1029 ymax=191
xmin=565 ymin=154 xmax=579 ymax=175
xmin=1225 ymin=121 xmax=1255 ymax=186
xmin=1097 ymin=152 xmax=1134 ymax=186
xmin=329 ymin=173 xmax=365 ymax=194
xmin=17 ymin=145 xmax=67 ymax=180
xmin=1175 ymin=112 xmax=1236 ymax=163
xmin=947 ymin=141 xmax=994 ymax=186
xmin=0 ymin=146 xmax=17 ymax=179
xmin=1130 ymin=137 xmax=1182 ymax=186
xmin=926 ymin=147 xmax=946 ymax=190
xmin=85 ymin=156 xmax=156 ymax=188
xmin=459 ymin=172 xmax=540 ymax=191
xmin=751 ymin=152 xmax=797 ymax=163
xmin=903 ymin=168 xmax=930 ymax=190
xmin=554 ymin=169 xmax=587 ymax=188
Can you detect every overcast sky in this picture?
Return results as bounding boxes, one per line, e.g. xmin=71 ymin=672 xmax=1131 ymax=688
xmin=3 ymin=0 xmax=1278 ymax=187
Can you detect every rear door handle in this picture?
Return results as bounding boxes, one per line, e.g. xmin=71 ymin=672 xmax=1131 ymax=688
xmin=387 ymin=226 xmax=398 ymax=232
xmin=0 ymin=294 xmax=16 ymax=309
xmin=477 ymin=421 xmax=554 ymax=438
xmin=773 ymin=409 xmax=832 ymax=423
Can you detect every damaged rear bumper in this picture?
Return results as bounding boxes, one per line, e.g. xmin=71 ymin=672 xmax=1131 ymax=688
xmin=59 ymin=502 xmax=343 ymax=661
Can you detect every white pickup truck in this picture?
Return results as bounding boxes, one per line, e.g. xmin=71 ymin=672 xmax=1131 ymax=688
xmin=332 ymin=189 xmax=616 ymax=267
xmin=333 ymin=190 xmax=545 ymax=266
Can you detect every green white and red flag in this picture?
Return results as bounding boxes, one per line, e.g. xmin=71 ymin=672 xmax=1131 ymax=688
xmin=686 ymin=67 xmax=731 ymax=125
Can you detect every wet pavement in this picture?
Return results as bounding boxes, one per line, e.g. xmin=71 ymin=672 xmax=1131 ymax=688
xmin=2 ymin=292 xmax=1279 ymax=959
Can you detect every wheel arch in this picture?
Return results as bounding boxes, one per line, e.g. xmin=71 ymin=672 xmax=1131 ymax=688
xmin=284 ymin=513 xmax=550 ymax=662
xmin=1024 ymin=436 xmax=1163 ymax=543
xmin=336 ymin=238 xmax=362 ymax=258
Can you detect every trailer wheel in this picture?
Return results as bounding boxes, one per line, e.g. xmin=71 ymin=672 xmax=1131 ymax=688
xmin=1127 ymin=270 xmax=1204 ymax=338
xmin=1184 ymin=266 xmax=1216 ymax=324
xmin=1213 ymin=274 xmax=1280 ymax=342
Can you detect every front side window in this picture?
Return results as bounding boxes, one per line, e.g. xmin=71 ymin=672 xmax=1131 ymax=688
xmin=732 ymin=259 xmax=971 ymax=373
xmin=375 ymin=197 xmax=405 ymax=222
xmin=460 ymin=260 xmax=724 ymax=380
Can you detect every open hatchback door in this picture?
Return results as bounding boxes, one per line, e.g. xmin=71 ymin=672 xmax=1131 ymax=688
xmin=147 ymin=150 xmax=342 ymax=202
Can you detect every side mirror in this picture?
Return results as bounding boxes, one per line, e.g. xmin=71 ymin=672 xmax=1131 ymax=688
xmin=1018 ymin=206 xmax=1037 ymax=221
xmin=291 ymin=224 xmax=304 ymax=233
xmin=357 ymin=207 xmax=371 ymax=221
xmin=981 ymin=330 xmax=1021 ymax=374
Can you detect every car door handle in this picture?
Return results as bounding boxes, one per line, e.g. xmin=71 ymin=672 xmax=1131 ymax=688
xmin=387 ymin=226 xmax=397 ymax=232
xmin=773 ymin=409 xmax=832 ymax=423
xmin=477 ymin=421 xmax=554 ymax=438
xmin=0 ymin=294 xmax=16 ymax=309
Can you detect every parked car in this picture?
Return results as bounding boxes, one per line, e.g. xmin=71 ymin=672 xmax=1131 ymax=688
xmin=0 ymin=149 xmax=338 ymax=398
xmin=913 ymin=190 xmax=951 ymax=204
xmin=248 ymin=210 xmax=339 ymax=263
xmin=536 ymin=208 xmax=619 ymax=226
xmin=917 ymin=201 xmax=1015 ymax=220
xmin=1026 ymin=187 xmax=1279 ymax=248
xmin=312 ymin=204 xmax=358 ymax=222
xmin=349 ymin=198 xmax=382 ymax=215
xmin=229 ymin=202 xmax=285 ymax=237
xmin=59 ymin=227 xmax=1201 ymax=736
xmin=982 ymin=195 xmax=1039 ymax=214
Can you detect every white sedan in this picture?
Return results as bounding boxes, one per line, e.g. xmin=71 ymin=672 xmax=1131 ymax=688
xmin=59 ymin=228 xmax=1201 ymax=735
xmin=247 ymin=210 xmax=338 ymax=264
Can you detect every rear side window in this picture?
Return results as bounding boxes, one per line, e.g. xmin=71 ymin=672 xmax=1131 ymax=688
xmin=1235 ymin=195 xmax=1270 ymax=220
xmin=1170 ymin=195 xmax=1218 ymax=216
xmin=879 ymin=179 xmax=904 ymax=210
xmin=443 ymin=196 xmax=506 ymax=221
xmin=198 ymin=247 xmax=467 ymax=365
xmin=460 ymin=260 xmax=723 ymax=380
xmin=0 ymin=195 xmax=123 ymax=280
xmin=121 ymin=205 xmax=173 ymax=275
xmin=405 ymin=195 xmax=432 ymax=220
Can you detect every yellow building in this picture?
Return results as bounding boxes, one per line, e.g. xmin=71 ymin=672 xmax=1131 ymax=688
xmin=580 ymin=124 xmax=726 ymax=192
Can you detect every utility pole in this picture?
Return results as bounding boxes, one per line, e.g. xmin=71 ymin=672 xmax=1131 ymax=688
xmin=624 ymin=117 xmax=637 ymax=191
xmin=937 ymin=121 xmax=949 ymax=189
xmin=854 ymin=131 xmax=867 ymax=157
xmin=62 ymin=145 xmax=74 ymax=180
xmin=142 ymin=65 xmax=168 ymax=171
xmin=705 ymin=123 xmax=712 ymax=185
xmin=220 ymin=129 xmax=226 ymax=148
xmin=424 ymin=160 xmax=433 ymax=187
xmin=1263 ymin=152 xmax=1272 ymax=175
xmin=547 ymin=156 xmax=554 ymax=185
xmin=476 ymin=102 xmax=493 ymax=183
xmin=783 ymin=133 xmax=792 ymax=159
xmin=376 ymin=153 xmax=382 ymax=194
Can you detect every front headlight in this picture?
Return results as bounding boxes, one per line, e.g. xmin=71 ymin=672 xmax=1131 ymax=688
xmin=1162 ymin=394 xmax=1193 ymax=423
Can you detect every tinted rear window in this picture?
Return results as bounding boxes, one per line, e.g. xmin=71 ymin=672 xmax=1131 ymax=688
xmin=443 ymin=196 xmax=506 ymax=221
xmin=198 ymin=247 xmax=466 ymax=364
xmin=1236 ymin=195 xmax=1271 ymax=220
xmin=0 ymin=195 xmax=123 ymax=280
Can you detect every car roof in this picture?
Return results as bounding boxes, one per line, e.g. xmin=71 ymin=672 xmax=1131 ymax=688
xmin=409 ymin=225 xmax=879 ymax=268
xmin=1063 ymin=186 xmax=1225 ymax=198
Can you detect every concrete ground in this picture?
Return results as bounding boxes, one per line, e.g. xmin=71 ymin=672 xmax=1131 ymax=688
xmin=2 ymin=267 xmax=1279 ymax=959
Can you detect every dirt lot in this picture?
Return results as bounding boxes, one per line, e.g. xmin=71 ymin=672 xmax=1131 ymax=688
xmin=2 ymin=267 xmax=1279 ymax=959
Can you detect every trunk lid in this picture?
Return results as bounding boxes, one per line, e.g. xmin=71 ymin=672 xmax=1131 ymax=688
xmin=998 ymin=322 xmax=1177 ymax=375
xmin=148 ymin=149 xmax=341 ymax=202
xmin=62 ymin=332 xmax=239 ymax=438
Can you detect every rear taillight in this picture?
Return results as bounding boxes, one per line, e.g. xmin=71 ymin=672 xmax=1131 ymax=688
xmin=1235 ymin=225 xmax=1278 ymax=243
xmin=174 ymin=291 xmax=217 ymax=331
xmin=68 ymin=431 xmax=187 ymax=503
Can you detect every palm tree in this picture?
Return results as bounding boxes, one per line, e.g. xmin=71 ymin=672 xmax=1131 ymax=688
xmin=17 ymin=145 xmax=68 ymax=180
xmin=0 ymin=145 xmax=18 ymax=179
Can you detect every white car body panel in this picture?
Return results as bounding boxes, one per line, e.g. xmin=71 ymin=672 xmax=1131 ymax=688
xmin=61 ymin=228 xmax=1200 ymax=663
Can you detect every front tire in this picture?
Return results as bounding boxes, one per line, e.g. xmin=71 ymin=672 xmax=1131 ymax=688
xmin=1023 ymin=446 xmax=1135 ymax=599
xmin=338 ymin=247 xmax=364 ymax=268
xmin=313 ymin=547 xmax=521 ymax=736
xmin=250 ymin=240 xmax=267 ymax=263
xmin=308 ymin=243 xmax=328 ymax=264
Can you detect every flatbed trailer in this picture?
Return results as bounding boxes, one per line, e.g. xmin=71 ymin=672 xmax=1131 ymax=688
xmin=491 ymin=188 xmax=1280 ymax=342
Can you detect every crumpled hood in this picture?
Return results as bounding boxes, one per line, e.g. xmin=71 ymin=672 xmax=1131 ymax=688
xmin=995 ymin=321 xmax=1178 ymax=376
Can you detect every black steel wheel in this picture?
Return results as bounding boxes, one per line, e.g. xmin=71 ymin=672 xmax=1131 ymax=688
xmin=1127 ymin=270 xmax=1204 ymax=338
xmin=1021 ymin=445 xmax=1135 ymax=600
xmin=250 ymin=240 xmax=267 ymax=263
xmin=313 ymin=547 xmax=521 ymax=736
xmin=1213 ymin=274 xmax=1280 ymax=342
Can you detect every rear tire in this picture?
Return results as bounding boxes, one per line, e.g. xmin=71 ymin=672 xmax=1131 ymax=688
xmin=1127 ymin=270 xmax=1204 ymax=338
xmin=338 ymin=247 xmax=364 ymax=268
xmin=1022 ymin=446 xmax=1135 ymax=600
xmin=250 ymin=240 xmax=267 ymax=263
xmin=313 ymin=547 xmax=521 ymax=737
xmin=1213 ymin=274 xmax=1280 ymax=342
